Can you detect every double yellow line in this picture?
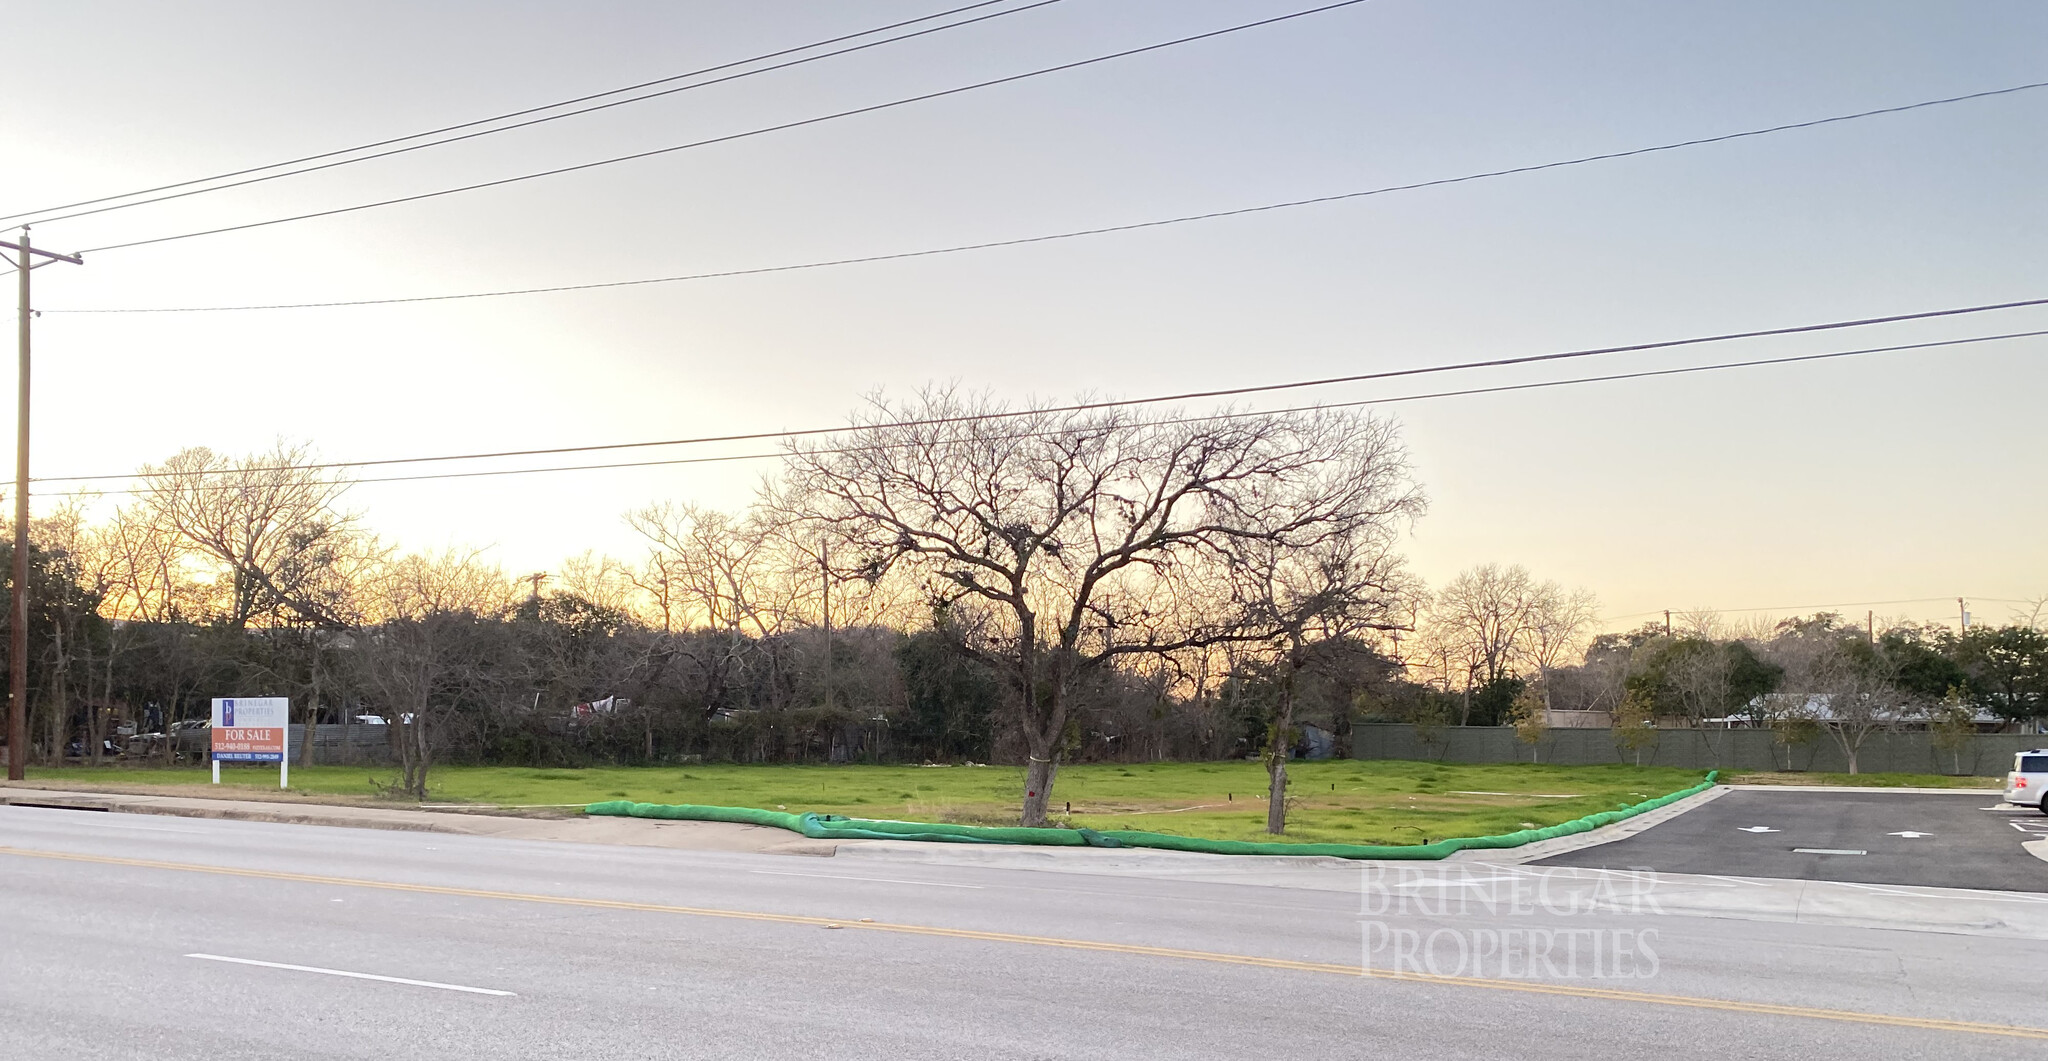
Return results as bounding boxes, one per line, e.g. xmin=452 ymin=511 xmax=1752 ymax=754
xmin=5 ymin=844 xmax=2042 ymax=1041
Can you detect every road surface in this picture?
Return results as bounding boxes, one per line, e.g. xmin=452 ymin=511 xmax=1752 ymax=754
xmin=1 ymin=805 xmax=2041 ymax=1059
xmin=1535 ymin=789 xmax=2046 ymax=890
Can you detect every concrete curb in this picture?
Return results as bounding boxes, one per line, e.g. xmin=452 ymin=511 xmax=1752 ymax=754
xmin=1726 ymin=784 xmax=2004 ymax=795
xmin=0 ymin=788 xmax=840 ymax=856
xmin=1449 ymin=784 xmax=1732 ymax=865
xmin=0 ymin=789 xmax=457 ymax=832
xmin=838 ymin=839 xmax=1353 ymax=872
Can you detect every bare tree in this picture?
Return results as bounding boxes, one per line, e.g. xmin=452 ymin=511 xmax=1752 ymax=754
xmin=1228 ymin=525 xmax=1411 ymax=834
xmin=1429 ymin=563 xmax=1537 ymax=693
xmin=774 ymin=389 xmax=1423 ymax=825
xmin=382 ymin=548 xmax=519 ymax=621
xmin=1425 ymin=565 xmax=1592 ymax=724
xmin=357 ymin=611 xmax=498 ymax=799
xmin=1673 ymin=608 xmax=1724 ymax=639
xmin=627 ymin=503 xmax=797 ymax=717
xmin=1520 ymin=585 xmax=1599 ymax=715
xmin=1769 ymin=632 xmax=1903 ymax=776
xmin=136 ymin=443 xmax=374 ymax=630
xmin=558 ymin=550 xmax=646 ymax=621
xmin=1663 ymin=641 xmax=1736 ymax=767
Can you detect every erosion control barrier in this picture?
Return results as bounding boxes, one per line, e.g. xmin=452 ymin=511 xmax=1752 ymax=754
xmin=584 ymin=771 xmax=1718 ymax=860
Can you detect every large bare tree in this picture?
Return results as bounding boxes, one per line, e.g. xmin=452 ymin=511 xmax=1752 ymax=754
xmin=1430 ymin=563 xmax=1539 ymax=695
xmin=1427 ymin=563 xmax=1594 ymax=720
xmin=774 ymin=390 xmax=1423 ymax=825
xmin=1228 ymin=526 xmax=1413 ymax=834
xmin=136 ymin=442 xmax=386 ymax=761
xmin=1520 ymin=584 xmax=1599 ymax=713
xmin=136 ymin=443 xmax=378 ymax=630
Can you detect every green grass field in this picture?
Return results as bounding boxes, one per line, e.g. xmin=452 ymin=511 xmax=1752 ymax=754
xmin=18 ymin=760 xmax=1717 ymax=845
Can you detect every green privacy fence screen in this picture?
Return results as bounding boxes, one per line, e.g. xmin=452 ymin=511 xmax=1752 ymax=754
xmin=585 ymin=771 xmax=1717 ymax=860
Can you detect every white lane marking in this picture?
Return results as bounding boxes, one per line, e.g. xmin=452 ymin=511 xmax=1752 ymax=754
xmin=1792 ymin=848 xmax=1866 ymax=855
xmin=1695 ymin=875 xmax=1773 ymax=888
xmin=750 ymin=870 xmax=983 ymax=889
xmin=1736 ymin=826 xmax=1778 ymax=833
xmin=1886 ymin=831 xmax=1933 ymax=838
xmin=185 ymin=954 xmax=515 ymax=996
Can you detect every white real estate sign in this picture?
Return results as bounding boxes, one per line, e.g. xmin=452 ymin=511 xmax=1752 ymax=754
xmin=210 ymin=697 xmax=291 ymax=788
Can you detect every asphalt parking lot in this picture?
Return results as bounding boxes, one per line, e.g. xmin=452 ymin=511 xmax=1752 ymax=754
xmin=1534 ymin=788 xmax=2048 ymax=892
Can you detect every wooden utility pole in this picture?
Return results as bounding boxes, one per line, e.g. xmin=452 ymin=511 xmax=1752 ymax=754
xmin=1 ymin=229 xmax=84 ymax=781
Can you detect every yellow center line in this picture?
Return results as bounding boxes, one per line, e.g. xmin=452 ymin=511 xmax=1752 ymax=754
xmin=5 ymin=844 xmax=2043 ymax=1041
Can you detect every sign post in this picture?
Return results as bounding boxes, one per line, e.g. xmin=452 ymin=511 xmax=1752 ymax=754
xmin=210 ymin=697 xmax=291 ymax=789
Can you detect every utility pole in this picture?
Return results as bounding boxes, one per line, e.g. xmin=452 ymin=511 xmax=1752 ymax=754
xmin=1 ymin=229 xmax=84 ymax=781
xmin=1958 ymin=597 xmax=1969 ymax=632
xmin=1663 ymin=610 xmax=1672 ymax=637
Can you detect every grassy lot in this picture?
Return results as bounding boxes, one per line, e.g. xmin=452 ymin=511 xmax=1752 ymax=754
xmin=16 ymin=760 xmax=1713 ymax=845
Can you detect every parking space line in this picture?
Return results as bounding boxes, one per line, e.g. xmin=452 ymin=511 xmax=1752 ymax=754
xmin=186 ymin=953 xmax=515 ymax=996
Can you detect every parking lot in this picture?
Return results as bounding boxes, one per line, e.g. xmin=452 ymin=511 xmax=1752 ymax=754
xmin=1534 ymin=788 xmax=2048 ymax=892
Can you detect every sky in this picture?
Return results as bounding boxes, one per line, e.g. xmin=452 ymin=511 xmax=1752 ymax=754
xmin=3 ymin=0 xmax=2044 ymax=633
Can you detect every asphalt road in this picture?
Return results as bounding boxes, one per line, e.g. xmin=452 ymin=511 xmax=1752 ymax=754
xmin=1535 ymin=789 xmax=2048 ymax=891
xmin=2 ymin=805 xmax=2044 ymax=1059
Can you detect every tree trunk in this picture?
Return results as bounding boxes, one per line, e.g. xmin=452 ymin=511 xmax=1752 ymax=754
xmin=403 ymin=716 xmax=432 ymax=799
xmin=1265 ymin=751 xmax=1290 ymax=835
xmin=300 ymin=660 xmax=320 ymax=769
xmin=1021 ymin=745 xmax=1058 ymax=827
xmin=161 ymin=683 xmax=181 ymax=766
xmin=1266 ymin=665 xmax=1297 ymax=835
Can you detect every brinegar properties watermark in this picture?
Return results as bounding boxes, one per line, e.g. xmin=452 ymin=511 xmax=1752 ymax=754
xmin=1357 ymin=865 xmax=1664 ymax=980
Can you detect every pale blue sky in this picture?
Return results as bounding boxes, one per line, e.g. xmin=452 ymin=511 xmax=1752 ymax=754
xmin=5 ymin=0 xmax=2044 ymax=629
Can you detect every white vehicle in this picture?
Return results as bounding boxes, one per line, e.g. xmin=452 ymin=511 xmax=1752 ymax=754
xmin=2005 ymin=749 xmax=2048 ymax=813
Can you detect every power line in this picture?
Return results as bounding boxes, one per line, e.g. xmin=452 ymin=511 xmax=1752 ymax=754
xmin=12 ymin=1 xmax=1062 ymax=229
xmin=50 ymin=76 xmax=2048 ymax=310
xmin=69 ymin=1 xmax=1385 ymax=255
xmin=41 ymin=324 xmax=2044 ymax=494
xmin=0 ymin=0 xmax=1031 ymax=227
xmin=34 ymin=293 xmax=2048 ymax=484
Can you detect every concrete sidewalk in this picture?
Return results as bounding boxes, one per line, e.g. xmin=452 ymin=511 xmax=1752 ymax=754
xmin=0 ymin=787 xmax=839 ymax=855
